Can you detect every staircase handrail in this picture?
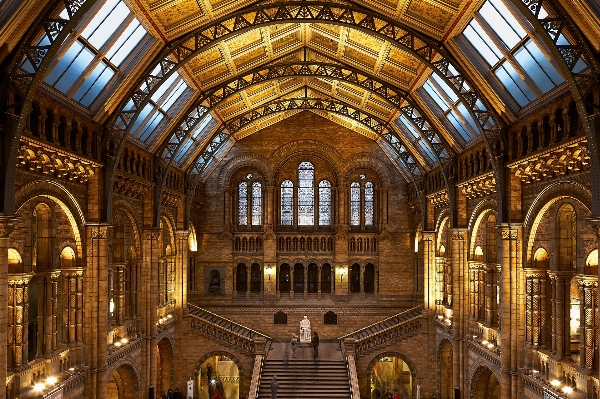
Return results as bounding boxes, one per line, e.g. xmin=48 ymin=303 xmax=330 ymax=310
xmin=346 ymin=354 xmax=361 ymax=399
xmin=188 ymin=304 xmax=271 ymax=340
xmin=248 ymin=354 xmax=265 ymax=399
xmin=338 ymin=305 xmax=423 ymax=341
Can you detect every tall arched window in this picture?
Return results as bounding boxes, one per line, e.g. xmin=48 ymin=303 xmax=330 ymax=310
xmin=238 ymin=181 xmax=248 ymax=226
xmin=281 ymin=180 xmax=294 ymax=225
xmin=319 ymin=180 xmax=332 ymax=226
xmin=298 ymin=162 xmax=314 ymax=225
xmin=252 ymin=181 xmax=262 ymax=226
xmin=365 ymin=181 xmax=374 ymax=226
xmin=350 ymin=182 xmax=361 ymax=226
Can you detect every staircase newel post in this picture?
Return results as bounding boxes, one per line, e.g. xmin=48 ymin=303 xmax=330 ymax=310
xmin=248 ymin=337 xmax=267 ymax=399
xmin=343 ymin=337 xmax=361 ymax=399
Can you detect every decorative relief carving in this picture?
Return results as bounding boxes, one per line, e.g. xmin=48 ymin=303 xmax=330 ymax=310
xmin=510 ymin=137 xmax=590 ymax=183
xmin=0 ymin=217 xmax=16 ymax=238
xmin=17 ymin=137 xmax=98 ymax=183
xmin=458 ymin=172 xmax=496 ymax=199
xmin=501 ymin=229 xmax=518 ymax=240
xmin=429 ymin=189 xmax=449 ymax=208
xmin=114 ymin=173 xmax=152 ymax=200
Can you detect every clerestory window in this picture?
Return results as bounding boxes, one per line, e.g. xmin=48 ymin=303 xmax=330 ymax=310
xmin=350 ymin=178 xmax=375 ymax=228
xmin=238 ymin=177 xmax=262 ymax=227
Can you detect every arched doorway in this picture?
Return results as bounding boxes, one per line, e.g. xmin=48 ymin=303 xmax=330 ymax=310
xmin=472 ymin=367 xmax=500 ymax=399
xmin=369 ymin=354 xmax=413 ymax=399
xmin=107 ymin=364 xmax=138 ymax=399
xmin=350 ymin=264 xmax=361 ymax=293
xmin=235 ymin=263 xmax=247 ymax=293
xmin=293 ymin=263 xmax=304 ymax=293
xmin=157 ymin=339 xmax=172 ymax=396
xmin=364 ymin=263 xmax=375 ymax=293
xmin=438 ymin=341 xmax=453 ymax=399
xmin=321 ymin=263 xmax=332 ymax=293
xmin=250 ymin=263 xmax=261 ymax=292
xmin=279 ymin=264 xmax=290 ymax=292
xmin=308 ymin=263 xmax=318 ymax=293
xmin=196 ymin=354 xmax=240 ymax=399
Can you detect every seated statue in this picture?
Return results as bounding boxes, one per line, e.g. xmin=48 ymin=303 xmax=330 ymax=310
xmin=299 ymin=316 xmax=311 ymax=343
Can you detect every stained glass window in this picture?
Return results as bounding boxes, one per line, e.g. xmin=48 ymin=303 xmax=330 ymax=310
xmin=350 ymin=182 xmax=361 ymax=226
xmin=281 ymin=180 xmax=294 ymax=226
xmin=252 ymin=182 xmax=262 ymax=226
xmin=298 ymin=162 xmax=314 ymax=225
xmin=319 ymin=180 xmax=332 ymax=226
xmin=365 ymin=182 xmax=374 ymax=226
xmin=238 ymin=182 xmax=247 ymax=226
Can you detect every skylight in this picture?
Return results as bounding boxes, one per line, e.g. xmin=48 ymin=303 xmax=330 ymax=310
xmin=461 ymin=0 xmax=581 ymax=108
xmin=174 ymin=115 xmax=218 ymax=163
xmin=29 ymin=0 xmax=149 ymax=108
xmin=395 ymin=115 xmax=436 ymax=165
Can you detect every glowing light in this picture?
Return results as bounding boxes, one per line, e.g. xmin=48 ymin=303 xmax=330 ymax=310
xmin=482 ymin=340 xmax=489 ymax=345
xmin=34 ymin=383 xmax=45 ymax=391
xmin=69 ymin=367 xmax=75 ymax=372
xmin=121 ymin=338 xmax=129 ymax=344
xmin=46 ymin=376 xmax=58 ymax=385
xmin=550 ymin=380 xmax=561 ymax=387
xmin=114 ymin=342 xmax=122 ymax=347
xmin=562 ymin=387 xmax=573 ymax=394
xmin=487 ymin=343 xmax=494 ymax=349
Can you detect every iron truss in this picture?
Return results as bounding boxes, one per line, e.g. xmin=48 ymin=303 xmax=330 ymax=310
xmin=102 ymin=1 xmax=503 ymax=221
xmin=0 ymin=0 xmax=96 ymax=214
xmin=507 ymin=0 xmax=600 ymax=216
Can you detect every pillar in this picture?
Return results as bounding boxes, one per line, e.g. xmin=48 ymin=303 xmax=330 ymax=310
xmin=450 ymin=229 xmax=468 ymax=397
xmin=7 ymin=273 xmax=33 ymax=370
xmin=39 ymin=270 xmax=60 ymax=356
xmin=548 ymin=271 xmax=573 ymax=360
xmin=0 ymin=216 xmax=16 ymax=399
xmin=524 ymin=269 xmax=546 ymax=369
xmin=422 ymin=232 xmax=436 ymax=310
xmin=577 ymin=276 xmax=597 ymax=373
xmin=498 ymin=224 xmax=524 ymax=399
xmin=114 ymin=264 xmax=126 ymax=325
xmin=84 ymin=224 xmax=110 ymax=399
xmin=360 ymin=264 xmax=365 ymax=301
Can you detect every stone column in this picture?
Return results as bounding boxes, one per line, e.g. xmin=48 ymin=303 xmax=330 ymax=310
xmin=548 ymin=271 xmax=572 ymax=360
xmin=141 ymin=228 xmax=161 ymax=398
xmin=331 ymin=266 xmax=335 ymax=300
xmin=114 ymin=264 xmax=126 ymax=325
xmin=84 ymin=224 xmax=110 ymax=399
xmin=290 ymin=265 xmax=294 ymax=300
xmin=360 ymin=264 xmax=365 ymax=301
xmin=317 ymin=264 xmax=322 ymax=300
xmin=498 ymin=224 xmax=524 ymax=399
xmin=422 ymin=232 xmax=436 ymax=310
xmin=577 ymin=276 xmax=597 ymax=373
xmin=450 ymin=229 xmax=468 ymax=396
xmin=266 ymin=186 xmax=274 ymax=227
xmin=246 ymin=264 xmax=251 ymax=300
xmin=304 ymin=265 xmax=308 ymax=300
xmin=7 ymin=273 xmax=33 ymax=370
xmin=0 ymin=216 xmax=16 ymax=399
xmin=562 ymin=107 xmax=571 ymax=139
xmin=39 ymin=270 xmax=60 ymax=356
xmin=524 ymin=269 xmax=546 ymax=369
xmin=62 ymin=269 xmax=84 ymax=346
xmin=484 ymin=265 xmax=498 ymax=327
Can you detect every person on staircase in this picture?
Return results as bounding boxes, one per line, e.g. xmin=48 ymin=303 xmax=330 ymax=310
xmin=270 ymin=375 xmax=279 ymax=399
xmin=312 ymin=332 xmax=319 ymax=358
xmin=290 ymin=334 xmax=298 ymax=358
xmin=281 ymin=341 xmax=289 ymax=367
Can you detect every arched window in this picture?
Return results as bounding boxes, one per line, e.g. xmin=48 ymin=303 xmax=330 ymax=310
xmin=319 ymin=180 xmax=332 ymax=226
xmin=252 ymin=181 xmax=262 ymax=226
xmin=298 ymin=162 xmax=314 ymax=225
xmin=281 ymin=180 xmax=294 ymax=226
xmin=557 ymin=204 xmax=576 ymax=270
xmin=486 ymin=214 xmax=497 ymax=263
xmin=350 ymin=182 xmax=361 ymax=226
xmin=238 ymin=181 xmax=248 ymax=226
xmin=365 ymin=181 xmax=374 ymax=226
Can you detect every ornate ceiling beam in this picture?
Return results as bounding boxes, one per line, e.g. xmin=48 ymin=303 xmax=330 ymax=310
xmin=101 ymin=1 xmax=504 ymax=225
xmin=507 ymin=0 xmax=600 ymax=217
xmin=0 ymin=0 xmax=97 ymax=215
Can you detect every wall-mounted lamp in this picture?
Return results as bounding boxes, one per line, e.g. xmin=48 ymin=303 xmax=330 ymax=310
xmin=338 ymin=266 xmax=345 ymax=282
xmin=266 ymin=266 xmax=272 ymax=281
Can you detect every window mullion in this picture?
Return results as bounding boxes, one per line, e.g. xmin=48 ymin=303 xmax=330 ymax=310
xmin=64 ymin=51 xmax=105 ymax=99
xmin=498 ymin=50 xmax=545 ymax=98
xmin=97 ymin=13 xmax=135 ymax=54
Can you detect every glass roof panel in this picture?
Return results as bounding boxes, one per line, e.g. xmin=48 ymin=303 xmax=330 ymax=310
xmin=73 ymin=61 xmax=115 ymax=106
xmin=107 ymin=20 xmax=146 ymax=66
xmin=139 ymin=112 xmax=164 ymax=142
xmin=151 ymin=73 xmax=179 ymax=103
xmin=481 ymin=0 xmax=525 ymax=49
xmin=53 ymin=46 xmax=95 ymax=93
xmin=85 ymin=2 xmax=129 ymax=49
xmin=423 ymin=81 xmax=449 ymax=110
xmin=447 ymin=111 xmax=474 ymax=142
xmin=494 ymin=62 xmax=536 ymax=107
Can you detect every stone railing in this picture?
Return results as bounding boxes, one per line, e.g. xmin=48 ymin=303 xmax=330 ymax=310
xmin=338 ymin=306 xmax=423 ymax=356
xmin=248 ymin=353 xmax=265 ymax=399
xmin=343 ymin=339 xmax=361 ymax=399
xmin=107 ymin=337 xmax=143 ymax=366
xmin=348 ymin=235 xmax=378 ymax=253
xmin=233 ymin=234 xmax=264 ymax=253
xmin=188 ymin=304 xmax=270 ymax=355
xmin=277 ymin=234 xmax=334 ymax=253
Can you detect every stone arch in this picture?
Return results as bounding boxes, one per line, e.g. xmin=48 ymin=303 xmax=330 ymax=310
xmin=469 ymin=365 xmax=500 ymax=399
xmin=107 ymin=361 xmax=141 ymax=399
xmin=112 ymin=200 xmax=142 ymax=254
xmin=366 ymin=351 xmax=419 ymax=397
xmin=468 ymin=203 xmax=497 ymax=260
xmin=270 ymin=140 xmax=342 ymax=183
xmin=156 ymin=336 xmax=175 ymax=395
xmin=193 ymin=351 xmax=245 ymax=377
xmin=15 ymin=180 xmax=85 ymax=258
xmin=524 ymin=181 xmax=591 ymax=264
xmin=218 ymin=153 xmax=272 ymax=187
xmin=342 ymin=153 xmax=393 ymax=188
xmin=435 ymin=211 xmax=450 ymax=256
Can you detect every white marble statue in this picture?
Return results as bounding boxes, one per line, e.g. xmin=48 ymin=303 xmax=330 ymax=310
xmin=299 ymin=316 xmax=311 ymax=343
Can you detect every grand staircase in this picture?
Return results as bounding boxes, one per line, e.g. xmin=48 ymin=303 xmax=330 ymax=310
xmin=257 ymin=343 xmax=351 ymax=399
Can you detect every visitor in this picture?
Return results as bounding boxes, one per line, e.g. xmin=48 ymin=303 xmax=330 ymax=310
xmin=270 ymin=375 xmax=279 ymax=399
xmin=173 ymin=388 xmax=183 ymax=399
xmin=290 ymin=334 xmax=298 ymax=358
xmin=312 ymin=332 xmax=319 ymax=358
xmin=281 ymin=341 xmax=289 ymax=367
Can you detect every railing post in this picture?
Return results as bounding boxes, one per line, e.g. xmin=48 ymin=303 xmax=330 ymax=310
xmin=344 ymin=338 xmax=361 ymax=399
xmin=248 ymin=337 xmax=267 ymax=399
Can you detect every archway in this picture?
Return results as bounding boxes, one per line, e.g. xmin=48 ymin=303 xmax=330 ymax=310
xmin=107 ymin=364 xmax=138 ymax=399
xmin=196 ymin=354 xmax=240 ymax=399
xmin=350 ymin=263 xmax=361 ymax=293
xmin=438 ymin=341 xmax=453 ymax=399
xmin=472 ymin=367 xmax=500 ymax=399
xmin=369 ymin=355 xmax=413 ymax=399
xmin=156 ymin=339 xmax=172 ymax=397
xmin=236 ymin=263 xmax=247 ymax=293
